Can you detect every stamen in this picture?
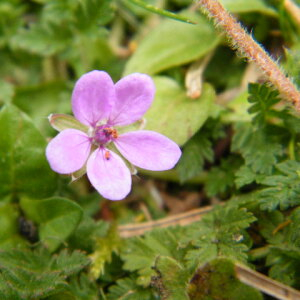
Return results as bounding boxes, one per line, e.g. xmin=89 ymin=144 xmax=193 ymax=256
xmin=112 ymin=129 xmax=118 ymax=139
xmin=105 ymin=150 xmax=111 ymax=160
xmin=94 ymin=125 xmax=118 ymax=146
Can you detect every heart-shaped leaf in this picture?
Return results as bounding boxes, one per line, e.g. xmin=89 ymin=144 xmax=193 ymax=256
xmin=20 ymin=197 xmax=83 ymax=252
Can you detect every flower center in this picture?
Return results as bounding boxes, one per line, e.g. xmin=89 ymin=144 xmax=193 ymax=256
xmin=93 ymin=125 xmax=118 ymax=146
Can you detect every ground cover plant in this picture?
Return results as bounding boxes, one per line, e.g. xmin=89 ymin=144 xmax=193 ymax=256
xmin=1 ymin=0 xmax=300 ymax=299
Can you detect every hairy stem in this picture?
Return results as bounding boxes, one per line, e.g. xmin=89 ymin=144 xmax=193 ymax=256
xmin=197 ymin=0 xmax=300 ymax=112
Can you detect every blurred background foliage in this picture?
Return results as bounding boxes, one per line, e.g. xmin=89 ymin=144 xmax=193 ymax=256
xmin=1 ymin=0 xmax=300 ymax=299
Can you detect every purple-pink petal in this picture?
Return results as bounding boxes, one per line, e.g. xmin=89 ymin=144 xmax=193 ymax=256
xmin=86 ymin=148 xmax=132 ymax=201
xmin=108 ymin=73 xmax=155 ymax=126
xmin=46 ymin=129 xmax=91 ymax=174
xmin=114 ymin=131 xmax=182 ymax=171
xmin=72 ymin=70 xmax=115 ymax=127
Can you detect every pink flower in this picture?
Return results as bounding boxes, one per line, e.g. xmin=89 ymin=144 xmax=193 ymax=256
xmin=46 ymin=71 xmax=181 ymax=200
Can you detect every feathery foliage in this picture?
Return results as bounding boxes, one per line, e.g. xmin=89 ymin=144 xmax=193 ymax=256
xmin=0 ymin=248 xmax=89 ymax=299
xmin=183 ymin=206 xmax=256 ymax=268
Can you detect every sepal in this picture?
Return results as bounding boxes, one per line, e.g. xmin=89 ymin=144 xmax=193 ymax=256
xmin=48 ymin=113 xmax=89 ymax=133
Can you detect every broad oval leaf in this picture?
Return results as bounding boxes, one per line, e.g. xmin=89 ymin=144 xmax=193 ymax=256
xmin=0 ymin=104 xmax=57 ymax=199
xmin=20 ymin=197 xmax=83 ymax=252
xmin=124 ymin=12 xmax=220 ymax=75
xmin=220 ymin=0 xmax=277 ymax=15
xmin=144 ymin=76 xmax=215 ymax=145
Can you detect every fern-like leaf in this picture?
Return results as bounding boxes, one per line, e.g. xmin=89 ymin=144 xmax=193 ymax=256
xmin=183 ymin=205 xmax=256 ymax=268
xmin=259 ymin=160 xmax=300 ymax=211
xmin=247 ymin=83 xmax=280 ymax=127
xmin=107 ymin=276 xmax=155 ymax=300
xmin=121 ymin=227 xmax=187 ymax=286
xmin=0 ymin=248 xmax=89 ymax=299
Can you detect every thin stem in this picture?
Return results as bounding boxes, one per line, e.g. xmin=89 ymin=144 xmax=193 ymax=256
xmin=42 ymin=57 xmax=56 ymax=82
xmin=197 ymin=0 xmax=300 ymax=112
xmin=128 ymin=0 xmax=197 ymax=24
xmin=288 ymin=135 xmax=296 ymax=160
xmin=285 ymin=0 xmax=300 ymax=28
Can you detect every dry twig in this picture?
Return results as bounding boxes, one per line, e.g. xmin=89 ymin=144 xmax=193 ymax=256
xmin=118 ymin=205 xmax=213 ymax=238
xmin=235 ymin=263 xmax=300 ymax=300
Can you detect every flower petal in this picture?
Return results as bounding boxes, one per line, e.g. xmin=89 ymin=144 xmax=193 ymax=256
xmin=72 ymin=70 xmax=115 ymax=127
xmin=46 ymin=129 xmax=91 ymax=174
xmin=86 ymin=148 xmax=132 ymax=201
xmin=108 ymin=73 xmax=155 ymax=126
xmin=115 ymin=131 xmax=181 ymax=171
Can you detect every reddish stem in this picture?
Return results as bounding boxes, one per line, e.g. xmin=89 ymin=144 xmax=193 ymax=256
xmin=198 ymin=0 xmax=300 ymax=112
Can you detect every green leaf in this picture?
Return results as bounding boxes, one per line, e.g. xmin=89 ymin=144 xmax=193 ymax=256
xmin=11 ymin=22 xmax=71 ymax=56
xmin=73 ymin=0 xmax=114 ymax=30
xmin=0 ymin=80 xmax=14 ymax=104
xmin=20 ymin=197 xmax=83 ymax=252
xmin=121 ymin=227 xmax=187 ymax=286
xmin=177 ymin=130 xmax=214 ymax=183
xmin=205 ymin=156 xmax=242 ymax=197
xmin=178 ymin=119 xmax=225 ymax=181
xmin=235 ymin=165 xmax=258 ymax=188
xmin=51 ymin=249 xmax=90 ymax=277
xmin=188 ymin=258 xmax=263 ymax=300
xmin=41 ymin=0 xmax=77 ymax=24
xmin=152 ymin=256 xmax=190 ymax=300
xmin=220 ymin=0 xmax=277 ymax=15
xmin=65 ymin=274 xmax=98 ymax=300
xmin=0 ymin=278 xmax=21 ymax=300
xmin=266 ymin=207 xmax=300 ymax=287
xmin=183 ymin=205 xmax=256 ymax=268
xmin=258 ymin=160 xmax=300 ymax=211
xmin=247 ymin=83 xmax=280 ymax=127
xmin=283 ymin=45 xmax=300 ymax=87
xmin=0 ymin=202 xmax=26 ymax=249
xmin=0 ymin=104 xmax=57 ymax=199
xmin=124 ymin=12 xmax=220 ymax=75
xmin=282 ymin=111 xmax=300 ymax=135
xmin=223 ymin=90 xmax=252 ymax=123
xmin=89 ymin=224 xmax=121 ymax=279
xmin=107 ymin=277 xmax=156 ymax=300
xmin=144 ymin=77 xmax=215 ymax=145
xmin=68 ymin=215 xmax=109 ymax=252
xmin=0 ymin=248 xmax=89 ymax=299
xmin=127 ymin=0 xmax=196 ymax=24
xmin=257 ymin=210 xmax=285 ymax=245
xmin=0 ymin=0 xmax=25 ymax=48
xmin=46 ymin=292 xmax=76 ymax=300
xmin=232 ymin=122 xmax=284 ymax=175
xmin=13 ymin=82 xmax=70 ymax=134
xmin=267 ymin=246 xmax=300 ymax=287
